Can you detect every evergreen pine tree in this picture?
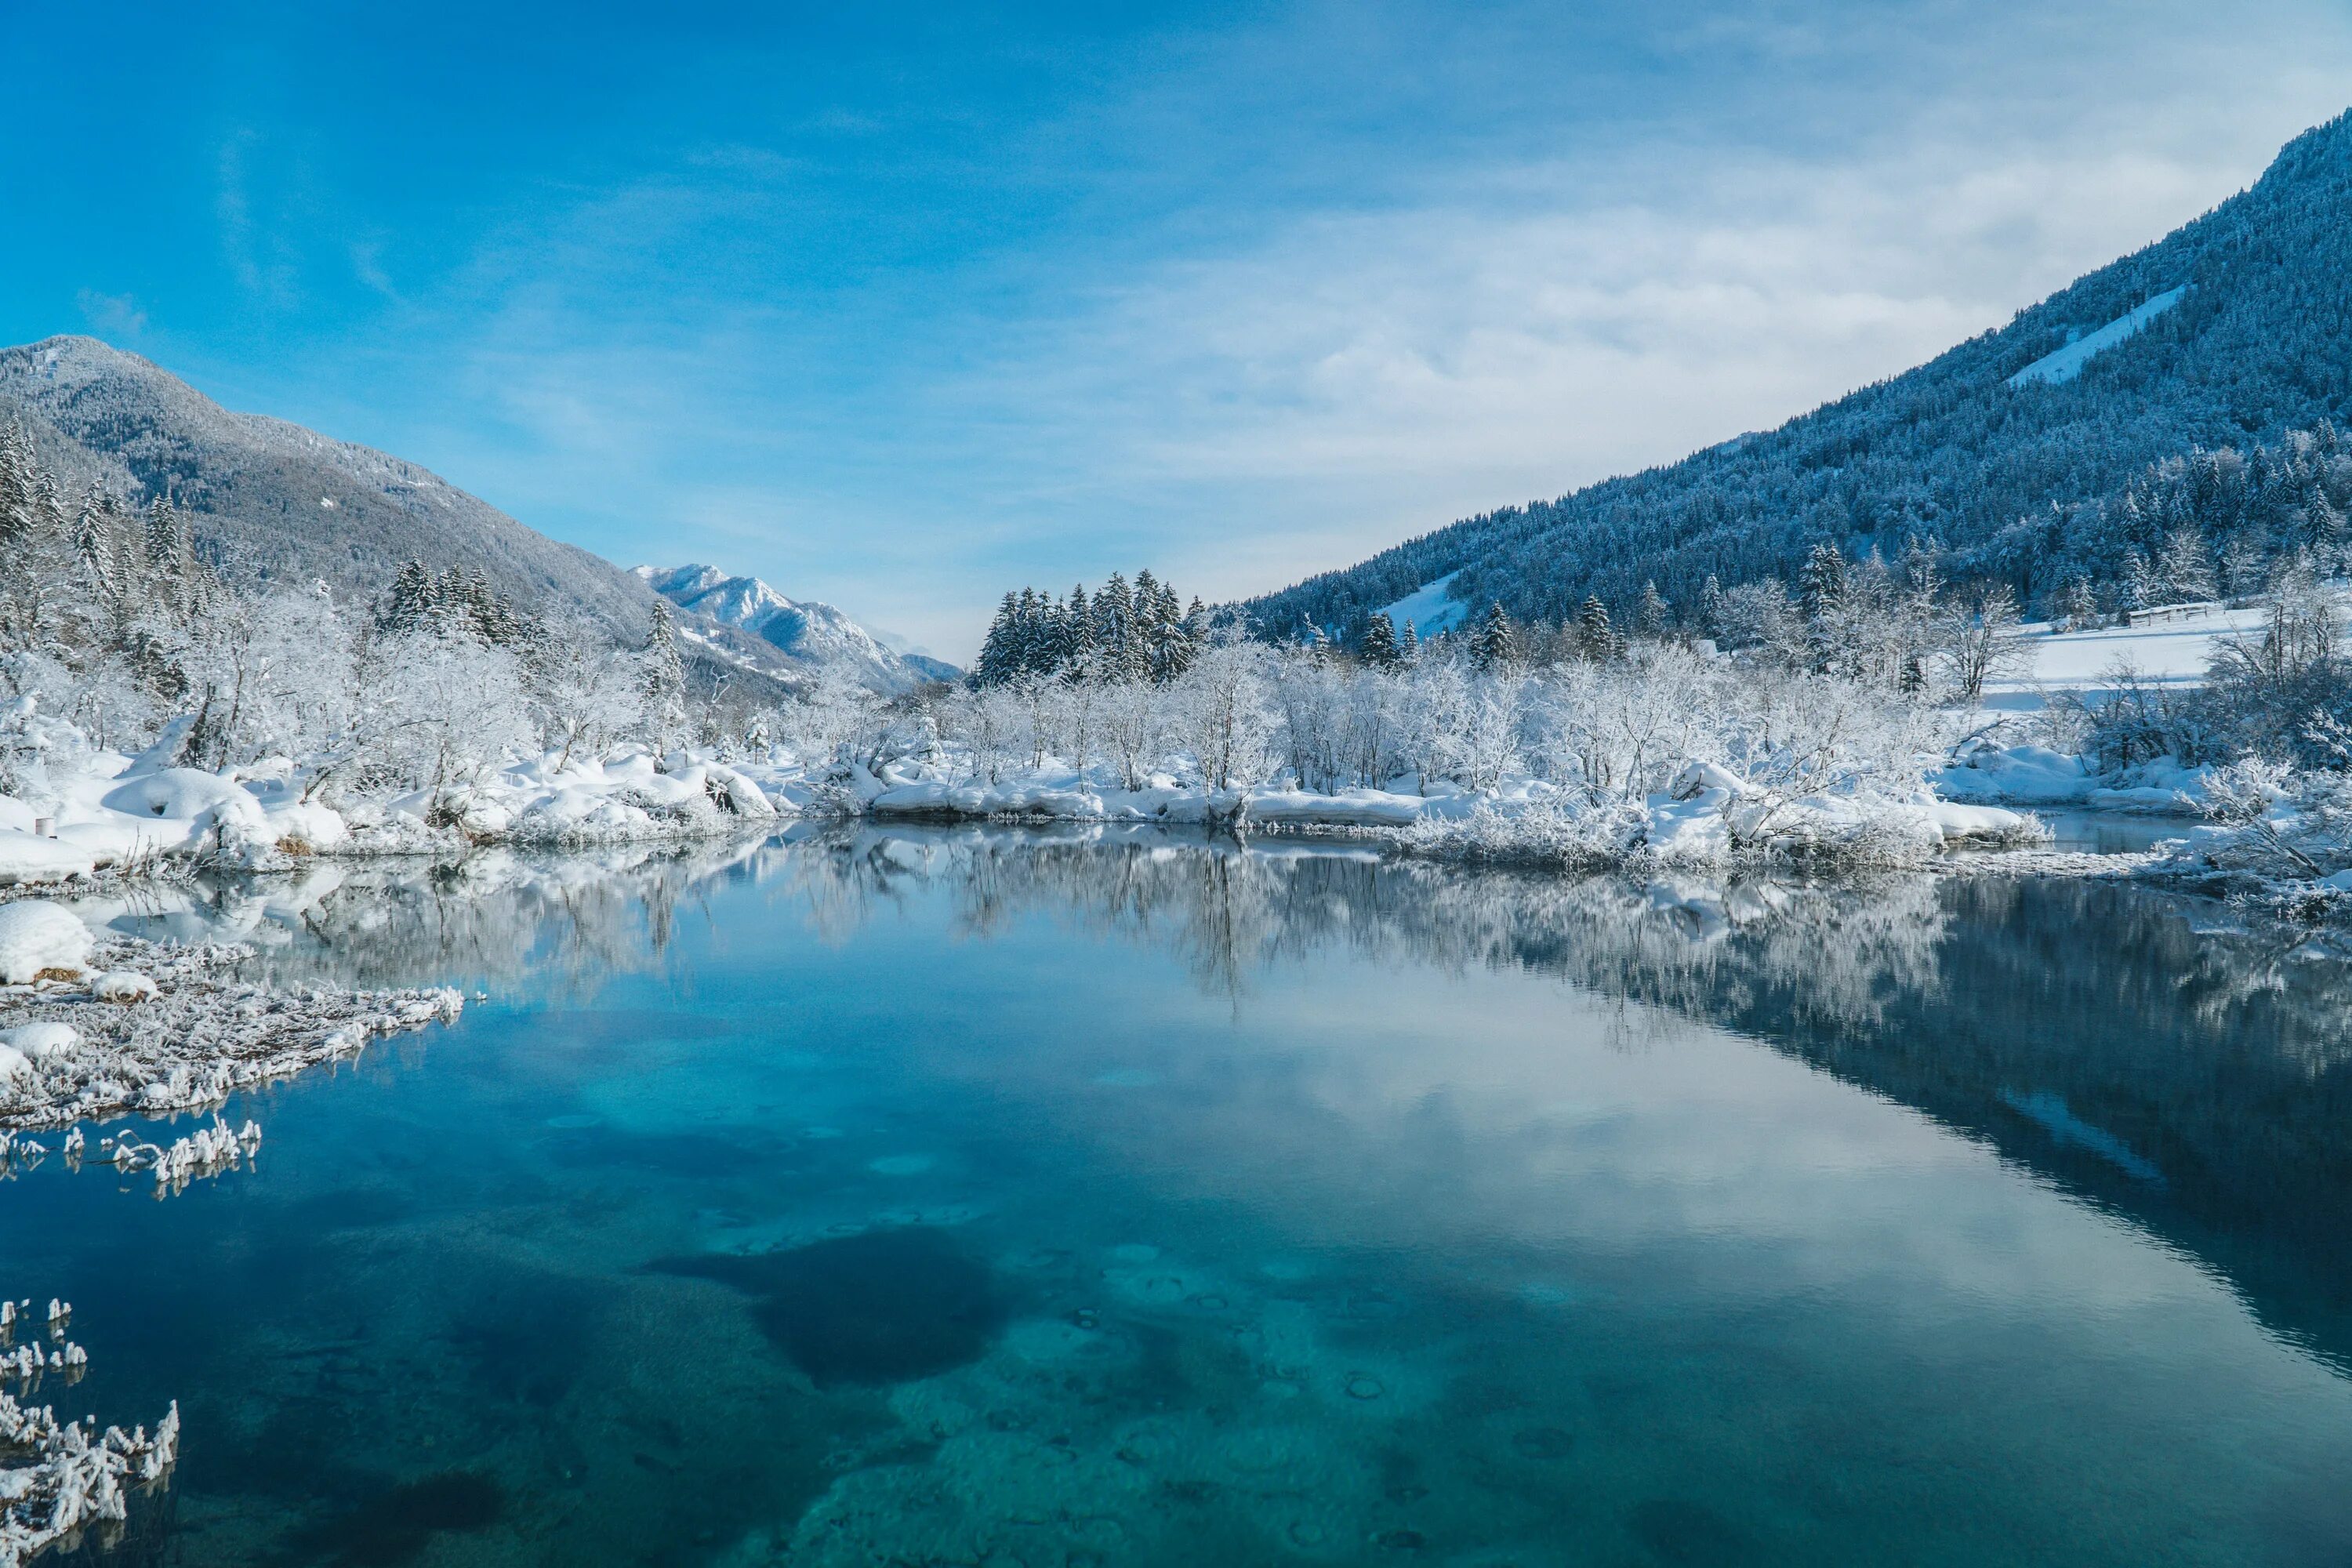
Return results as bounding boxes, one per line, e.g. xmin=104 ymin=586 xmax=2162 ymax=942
xmin=975 ymin=593 xmax=1021 ymax=685
xmin=2061 ymin=575 xmax=2100 ymax=630
xmin=1399 ymin=619 xmax=1419 ymax=660
xmin=1064 ymin=585 xmax=1098 ymax=678
xmin=1635 ymin=580 xmax=1669 ymax=639
xmin=1698 ymin=573 xmax=1726 ymax=636
xmin=1014 ymin=586 xmax=1044 ymax=675
xmin=1470 ymin=602 xmax=1517 ymax=671
xmin=1799 ymin=542 xmax=1850 ymax=671
xmin=642 ymin=597 xmax=686 ymax=740
xmin=1798 ymin=542 xmax=1848 ymax=622
xmin=1097 ymin=573 xmax=1145 ymax=680
xmin=71 ymin=485 xmax=114 ymax=601
xmin=1359 ymin=609 xmax=1399 ymax=669
xmin=383 ymin=561 xmax=434 ymax=633
xmin=0 ymin=423 xmax=32 ymax=550
xmin=143 ymin=498 xmax=180 ymax=572
xmin=1575 ymin=595 xmax=1617 ymax=660
xmin=1174 ymin=596 xmax=1210 ymax=677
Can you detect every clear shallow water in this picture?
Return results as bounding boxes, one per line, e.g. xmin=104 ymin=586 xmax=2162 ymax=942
xmin=9 ymin=830 xmax=2352 ymax=1566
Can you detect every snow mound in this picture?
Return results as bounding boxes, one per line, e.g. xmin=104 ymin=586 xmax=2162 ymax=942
xmin=91 ymin=972 xmax=157 ymax=1004
xmin=0 ymin=1022 xmax=82 ymax=1062
xmin=0 ymin=831 xmax=99 ymax=887
xmin=0 ymin=902 xmax=93 ymax=983
xmin=1937 ymin=745 xmax=2212 ymax=814
xmin=100 ymin=768 xmax=267 ymax=829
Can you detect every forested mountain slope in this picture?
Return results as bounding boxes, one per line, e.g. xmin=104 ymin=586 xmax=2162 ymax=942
xmin=0 ymin=335 xmax=659 ymax=640
xmin=1247 ymin=108 xmax=2352 ymax=636
xmin=0 ymin=336 xmax=936 ymax=693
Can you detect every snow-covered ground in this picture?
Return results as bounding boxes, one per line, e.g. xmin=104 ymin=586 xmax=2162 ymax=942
xmin=2007 ymin=285 xmax=2187 ymax=387
xmin=1980 ymin=602 xmax=2269 ymax=712
xmin=1940 ymin=602 xmax=2294 ymax=814
xmin=0 ymin=714 xmax=803 ymax=888
xmin=1376 ymin=572 xmax=1471 ymax=637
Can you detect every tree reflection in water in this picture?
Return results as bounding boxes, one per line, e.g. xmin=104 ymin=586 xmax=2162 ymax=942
xmin=82 ymin=823 xmax=2352 ymax=1377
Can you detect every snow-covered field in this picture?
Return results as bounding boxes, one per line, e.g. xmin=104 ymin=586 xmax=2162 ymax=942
xmin=1981 ymin=602 xmax=2270 ymax=711
xmin=1375 ymin=572 xmax=1471 ymax=637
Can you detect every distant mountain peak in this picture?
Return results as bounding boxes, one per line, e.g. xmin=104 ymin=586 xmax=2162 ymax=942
xmin=633 ymin=564 xmax=954 ymax=693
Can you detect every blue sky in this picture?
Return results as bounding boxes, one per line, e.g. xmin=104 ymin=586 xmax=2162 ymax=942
xmin=7 ymin=2 xmax=2352 ymax=658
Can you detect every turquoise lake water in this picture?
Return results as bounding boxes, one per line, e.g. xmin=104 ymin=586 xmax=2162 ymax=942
xmin=7 ymin=827 xmax=2352 ymax=1566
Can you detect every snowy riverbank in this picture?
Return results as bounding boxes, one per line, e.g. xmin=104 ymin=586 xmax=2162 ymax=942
xmin=0 ymin=716 xmax=799 ymax=887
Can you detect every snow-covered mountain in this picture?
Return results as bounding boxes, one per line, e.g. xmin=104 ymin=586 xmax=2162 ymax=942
xmin=1247 ymin=107 xmax=2352 ymax=635
xmin=634 ymin=564 xmax=955 ymax=693
xmin=0 ymin=335 xmax=659 ymax=641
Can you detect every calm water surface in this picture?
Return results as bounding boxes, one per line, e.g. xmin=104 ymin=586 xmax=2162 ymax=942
xmin=8 ymin=828 xmax=2352 ymax=1566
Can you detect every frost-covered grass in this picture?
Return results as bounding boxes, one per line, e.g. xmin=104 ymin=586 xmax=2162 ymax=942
xmin=1 ymin=1335 xmax=176 ymax=1568
xmin=0 ymin=909 xmax=460 ymax=1134
xmin=1 ymin=1311 xmax=178 ymax=1568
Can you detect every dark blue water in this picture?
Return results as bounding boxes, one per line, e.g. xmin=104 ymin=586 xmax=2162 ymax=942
xmin=9 ymin=830 xmax=2352 ymax=1566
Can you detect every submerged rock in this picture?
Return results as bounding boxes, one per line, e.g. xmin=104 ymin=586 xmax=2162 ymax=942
xmin=650 ymin=1227 xmax=1009 ymax=1388
xmin=292 ymin=1470 xmax=504 ymax=1567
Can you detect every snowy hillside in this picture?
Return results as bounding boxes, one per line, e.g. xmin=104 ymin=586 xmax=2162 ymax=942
xmin=1247 ymin=107 xmax=2352 ymax=637
xmin=1377 ymin=572 xmax=1472 ymax=637
xmin=2006 ymin=286 xmax=2187 ymax=387
xmin=634 ymin=564 xmax=953 ymax=693
xmin=0 ymin=336 xmax=656 ymax=639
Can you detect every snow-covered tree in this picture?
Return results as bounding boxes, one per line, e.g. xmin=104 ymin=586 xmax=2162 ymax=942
xmin=1940 ymin=584 xmax=2029 ymax=702
xmin=641 ymin=598 xmax=686 ymax=749
xmin=1470 ymin=602 xmax=1518 ymax=671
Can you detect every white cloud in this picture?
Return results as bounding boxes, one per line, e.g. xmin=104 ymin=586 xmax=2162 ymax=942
xmin=932 ymin=122 xmax=2331 ymax=615
xmin=74 ymin=289 xmax=148 ymax=339
xmin=289 ymin=1 xmax=2352 ymax=660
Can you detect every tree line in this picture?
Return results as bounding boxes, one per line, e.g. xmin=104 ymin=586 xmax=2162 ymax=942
xmin=972 ymin=570 xmax=1212 ymax=685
